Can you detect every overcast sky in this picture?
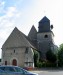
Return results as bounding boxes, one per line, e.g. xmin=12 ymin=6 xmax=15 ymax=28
xmin=0 ymin=0 xmax=63 ymax=58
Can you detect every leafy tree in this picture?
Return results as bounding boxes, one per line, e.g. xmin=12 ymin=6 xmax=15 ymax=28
xmin=46 ymin=49 xmax=57 ymax=63
xmin=0 ymin=59 xmax=1 ymax=62
xmin=33 ymin=50 xmax=40 ymax=67
xmin=58 ymin=44 xmax=63 ymax=66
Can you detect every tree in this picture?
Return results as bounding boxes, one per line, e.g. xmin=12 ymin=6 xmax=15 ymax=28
xmin=46 ymin=49 xmax=57 ymax=63
xmin=58 ymin=44 xmax=63 ymax=66
xmin=33 ymin=50 xmax=40 ymax=67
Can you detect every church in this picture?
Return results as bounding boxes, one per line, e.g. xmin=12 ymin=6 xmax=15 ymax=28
xmin=1 ymin=16 xmax=55 ymax=68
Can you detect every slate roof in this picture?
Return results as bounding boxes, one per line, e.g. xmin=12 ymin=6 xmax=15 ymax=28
xmin=28 ymin=25 xmax=37 ymax=48
xmin=28 ymin=25 xmax=37 ymax=40
xmin=2 ymin=27 xmax=35 ymax=49
xmin=39 ymin=16 xmax=50 ymax=23
xmin=38 ymin=16 xmax=51 ymax=32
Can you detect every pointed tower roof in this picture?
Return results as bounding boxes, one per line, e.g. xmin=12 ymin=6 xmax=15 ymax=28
xmin=2 ymin=27 xmax=34 ymax=49
xmin=38 ymin=16 xmax=50 ymax=32
xmin=39 ymin=16 xmax=50 ymax=23
xmin=28 ymin=25 xmax=37 ymax=40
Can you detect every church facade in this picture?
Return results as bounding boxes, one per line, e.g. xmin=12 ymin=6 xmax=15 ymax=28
xmin=1 ymin=16 xmax=55 ymax=67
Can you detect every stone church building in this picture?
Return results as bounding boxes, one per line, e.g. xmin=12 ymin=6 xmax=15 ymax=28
xmin=1 ymin=16 xmax=55 ymax=67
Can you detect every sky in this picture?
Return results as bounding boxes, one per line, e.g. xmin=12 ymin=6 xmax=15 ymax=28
xmin=0 ymin=0 xmax=63 ymax=58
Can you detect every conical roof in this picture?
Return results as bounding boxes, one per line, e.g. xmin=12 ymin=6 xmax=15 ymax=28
xmin=28 ymin=25 xmax=37 ymax=40
xmin=2 ymin=27 xmax=34 ymax=49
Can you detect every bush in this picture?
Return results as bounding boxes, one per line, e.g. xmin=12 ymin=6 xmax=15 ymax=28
xmin=46 ymin=61 xmax=56 ymax=67
xmin=58 ymin=44 xmax=63 ymax=67
xmin=36 ymin=61 xmax=57 ymax=68
xmin=37 ymin=62 xmax=43 ymax=68
xmin=46 ymin=50 xmax=57 ymax=63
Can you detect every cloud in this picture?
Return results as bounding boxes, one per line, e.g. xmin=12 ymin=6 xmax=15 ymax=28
xmin=5 ymin=6 xmax=21 ymax=18
xmin=0 ymin=1 xmax=5 ymax=6
xmin=6 ymin=7 xmax=16 ymax=17
xmin=0 ymin=6 xmax=21 ymax=26
xmin=0 ymin=1 xmax=5 ymax=14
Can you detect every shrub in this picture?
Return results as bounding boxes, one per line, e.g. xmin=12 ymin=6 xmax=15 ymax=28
xmin=46 ymin=50 xmax=57 ymax=63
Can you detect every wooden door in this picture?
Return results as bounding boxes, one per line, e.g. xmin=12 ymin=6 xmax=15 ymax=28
xmin=12 ymin=59 xmax=17 ymax=66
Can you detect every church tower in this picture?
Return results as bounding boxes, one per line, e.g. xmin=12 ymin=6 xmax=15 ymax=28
xmin=37 ymin=16 xmax=54 ymax=60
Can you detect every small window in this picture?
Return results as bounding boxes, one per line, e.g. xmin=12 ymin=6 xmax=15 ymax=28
xmin=25 ymin=47 xmax=29 ymax=53
xmin=14 ymin=50 xmax=15 ymax=53
xmin=5 ymin=61 xmax=7 ymax=65
xmin=44 ymin=35 xmax=48 ymax=38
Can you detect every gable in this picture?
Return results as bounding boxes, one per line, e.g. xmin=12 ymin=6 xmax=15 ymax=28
xmin=2 ymin=27 xmax=34 ymax=49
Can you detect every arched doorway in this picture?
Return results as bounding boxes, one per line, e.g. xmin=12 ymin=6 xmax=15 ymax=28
xmin=12 ymin=59 xmax=17 ymax=66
